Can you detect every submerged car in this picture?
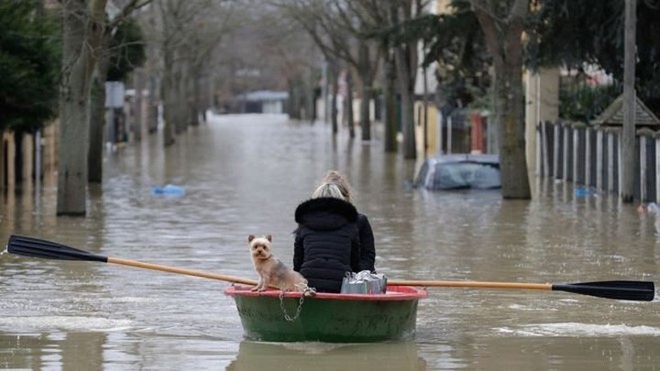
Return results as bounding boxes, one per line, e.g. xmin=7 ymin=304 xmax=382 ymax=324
xmin=413 ymin=154 xmax=501 ymax=190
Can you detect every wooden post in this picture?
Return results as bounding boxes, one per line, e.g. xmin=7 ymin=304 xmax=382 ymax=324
xmin=621 ymin=0 xmax=637 ymax=202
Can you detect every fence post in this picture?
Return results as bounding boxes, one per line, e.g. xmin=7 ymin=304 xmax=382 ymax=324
xmin=447 ymin=116 xmax=453 ymax=155
xmin=608 ymin=132 xmax=615 ymax=193
xmin=573 ymin=127 xmax=579 ymax=183
xmin=656 ymin=138 xmax=660 ymax=203
xmin=563 ymin=125 xmax=570 ymax=180
xmin=542 ymin=121 xmax=550 ymax=177
xmin=618 ymin=132 xmax=623 ymax=197
xmin=585 ymin=127 xmax=591 ymax=187
xmin=553 ymin=123 xmax=560 ymax=178
xmin=641 ymin=135 xmax=647 ymax=201
xmin=536 ymin=122 xmax=542 ymax=177
xmin=596 ymin=129 xmax=603 ymax=191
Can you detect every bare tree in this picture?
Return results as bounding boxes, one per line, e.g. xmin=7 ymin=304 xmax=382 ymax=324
xmin=89 ymin=0 xmax=152 ymax=184
xmin=353 ymin=0 xmax=398 ymax=152
xmin=279 ymin=0 xmax=381 ymax=139
xmin=144 ymin=0 xmax=235 ymax=146
xmin=470 ymin=0 xmax=531 ymax=199
xmin=233 ymin=3 xmax=320 ymax=121
xmin=58 ymin=0 xmax=107 ymax=216
xmin=329 ymin=0 xmax=382 ymax=141
xmin=389 ymin=0 xmax=424 ymax=160
xmin=621 ymin=0 xmax=636 ymax=202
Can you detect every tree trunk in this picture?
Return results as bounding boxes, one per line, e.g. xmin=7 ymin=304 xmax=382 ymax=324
xmin=88 ymin=72 xmax=105 ymax=183
xmin=493 ymin=64 xmax=531 ymax=199
xmin=175 ymin=66 xmax=187 ymax=134
xmin=191 ymin=68 xmax=201 ymax=127
xmin=422 ymin=51 xmax=429 ymax=157
xmin=288 ymin=78 xmax=301 ymax=119
xmin=330 ymin=60 xmax=339 ymax=134
xmin=391 ymin=1 xmax=417 ymax=160
xmin=346 ymin=69 xmax=355 ymax=139
xmin=358 ymin=42 xmax=372 ymax=141
xmin=58 ymin=0 xmax=107 ymax=216
xmin=162 ymin=51 xmax=176 ymax=146
xmin=621 ymin=0 xmax=636 ymax=202
xmin=394 ymin=40 xmax=416 ymax=159
xmin=13 ymin=131 xmax=24 ymax=184
xmin=384 ymin=51 xmax=397 ymax=153
xmin=133 ymin=68 xmax=143 ymax=141
xmin=88 ymin=34 xmax=110 ymax=184
xmin=398 ymin=81 xmax=415 ymax=159
xmin=473 ymin=0 xmax=531 ymax=199
xmin=0 ymin=137 xmax=5 ymax=189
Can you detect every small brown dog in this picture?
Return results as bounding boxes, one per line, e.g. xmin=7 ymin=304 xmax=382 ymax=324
xmin=248 ymin=234 xmax=308 ymax=292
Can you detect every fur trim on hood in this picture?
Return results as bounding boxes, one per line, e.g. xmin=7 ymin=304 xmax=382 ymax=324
xmin=295 ymin=197 xmax=358 ymax=228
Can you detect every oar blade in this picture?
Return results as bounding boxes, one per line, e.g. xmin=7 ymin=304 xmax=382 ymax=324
xmin=553 ymin=280 xmax=655 ymax=302
xmin=7 ymin=235 xmax=107 ymax=262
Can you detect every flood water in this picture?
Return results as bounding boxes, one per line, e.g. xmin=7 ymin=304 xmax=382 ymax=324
xmin=1 ymin=113 xmax=659 ymax=370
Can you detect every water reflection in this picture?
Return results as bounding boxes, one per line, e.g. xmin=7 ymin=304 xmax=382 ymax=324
xmin=0 ymin=332 xmax=106 ymax=370
xmin=226 ymin=341 xmax=426 ymax=371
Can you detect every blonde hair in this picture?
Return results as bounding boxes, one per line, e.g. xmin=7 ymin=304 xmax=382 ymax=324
xmin=312 ymin=183 xmax=345 ymax=200
xmin=322 ymin=170 xmax=353 ymax=203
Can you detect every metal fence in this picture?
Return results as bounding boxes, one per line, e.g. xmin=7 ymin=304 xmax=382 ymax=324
xmin=536 ymin=121 xmax=658 ymax=202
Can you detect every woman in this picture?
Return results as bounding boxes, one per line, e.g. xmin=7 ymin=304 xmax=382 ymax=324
xmin=322 ymin=170 xmax=376 ymax=272
xmin=293 ymin=182 xmax=360 ymax=293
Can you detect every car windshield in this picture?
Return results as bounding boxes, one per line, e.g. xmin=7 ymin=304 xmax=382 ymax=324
xmin=432 ymin=162 xmax=500 ymax=190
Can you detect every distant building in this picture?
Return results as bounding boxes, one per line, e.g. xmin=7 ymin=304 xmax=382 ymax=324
xmin=238 ymin=90 xmax=289 ymax=114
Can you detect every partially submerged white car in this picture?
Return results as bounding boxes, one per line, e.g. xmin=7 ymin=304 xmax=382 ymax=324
xmin=413 ymin=154 xmax=501 ymax=190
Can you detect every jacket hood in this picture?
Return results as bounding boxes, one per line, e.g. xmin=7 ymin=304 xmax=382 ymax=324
xmin=295 ymin=197 xmax=358 ymax=230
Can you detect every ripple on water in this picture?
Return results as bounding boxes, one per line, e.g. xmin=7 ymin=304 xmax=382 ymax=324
xmin=0 ymin=316 xmax=133 ymax=332
xmin=495 ymin=322 xmax=660 ymax=337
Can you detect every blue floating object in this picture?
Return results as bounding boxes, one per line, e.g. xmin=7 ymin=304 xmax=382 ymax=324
xmin=151 ymin=184 xmax=186 ymax=197
xmin=575 ymin=187 xmax=595 ymax=197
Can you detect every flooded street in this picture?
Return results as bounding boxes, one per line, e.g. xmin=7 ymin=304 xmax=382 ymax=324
xmin=1 ymin=113 xmax=659 ymax=370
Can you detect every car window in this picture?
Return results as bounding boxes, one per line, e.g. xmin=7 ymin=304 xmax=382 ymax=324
xmin=431 ymin=162 xmax=500 ymax=190
xmin=471 ymin=164 xmax=501 ymax=189
xmin=433 ymin=163 xmax=470 ymax=189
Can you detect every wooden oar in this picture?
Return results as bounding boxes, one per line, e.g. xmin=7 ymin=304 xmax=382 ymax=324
xmin=7 ymin=235 xmax=258 ymax=286
xmin=7 ymin=235 xmax=655 ymax=301
xmin=388 ymin=279 xmax=655 ymax=302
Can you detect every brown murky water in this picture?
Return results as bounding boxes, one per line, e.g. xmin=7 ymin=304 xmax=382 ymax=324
xmin=1 ymin=113 xmax=659 ymax=370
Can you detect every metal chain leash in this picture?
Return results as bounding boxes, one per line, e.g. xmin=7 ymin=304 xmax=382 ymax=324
xmin=278 ymin=284 xmax=316 ymax=322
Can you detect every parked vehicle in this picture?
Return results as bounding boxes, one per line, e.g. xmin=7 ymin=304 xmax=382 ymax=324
xmin=413 ymin=154 xmax=501 ymax=190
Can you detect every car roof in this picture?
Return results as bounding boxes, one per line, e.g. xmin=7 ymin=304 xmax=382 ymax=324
xmin=425 ymin=154 xmax=499 ymax=165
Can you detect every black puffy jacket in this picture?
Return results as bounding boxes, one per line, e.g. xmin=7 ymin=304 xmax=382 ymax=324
xmin=293 ymin=197 xmax=360 ymax=293
xmin=357 ymin=213 xmax=375 ymax=272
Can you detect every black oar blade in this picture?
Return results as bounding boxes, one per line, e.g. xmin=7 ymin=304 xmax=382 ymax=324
xmin=553 ymin=281 xmax=655 ymax=302
xmin=7 ymin=235 xmax=107 ymax=262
